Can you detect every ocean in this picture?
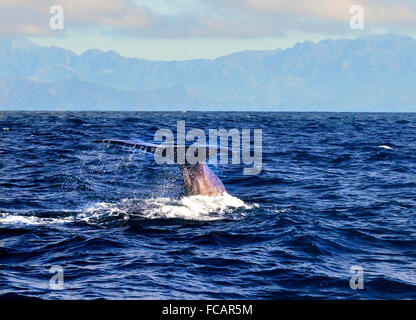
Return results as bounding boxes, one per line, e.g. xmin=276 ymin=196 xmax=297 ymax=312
xmin=1 ymin=111 xmax=416 ymax=299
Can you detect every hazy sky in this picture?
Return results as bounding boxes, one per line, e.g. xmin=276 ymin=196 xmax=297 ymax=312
xmin=1 ymin=0 xmax=416 ymax=60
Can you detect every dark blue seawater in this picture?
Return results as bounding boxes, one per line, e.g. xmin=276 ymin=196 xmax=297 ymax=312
xmin=1 ymin=111 xmax=416 ymax=299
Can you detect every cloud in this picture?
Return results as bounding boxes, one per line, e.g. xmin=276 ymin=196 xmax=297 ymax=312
xmin=241 ymin=0 xmax=416 ymax=25
xmin=147 ymin=0 xmax=416 ymax=37
xmin=62 ymin=0 xmax=151 ymax=29
xmin=0 ymin=0 xmax=415 ymax=38
xmin=0 ymin=0 xmax=152 ymax=36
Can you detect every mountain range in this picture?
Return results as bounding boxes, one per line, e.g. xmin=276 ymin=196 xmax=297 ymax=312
xmin=0 ymin=34 xmax=415 ymax=111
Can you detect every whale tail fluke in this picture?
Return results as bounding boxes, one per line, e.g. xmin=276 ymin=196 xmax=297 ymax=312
xmin=93 ymin=139 xmax=227 ymax=197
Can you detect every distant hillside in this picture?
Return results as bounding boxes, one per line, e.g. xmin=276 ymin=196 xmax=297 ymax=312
xmin=0 ymin=34 xmax=415 ymax=111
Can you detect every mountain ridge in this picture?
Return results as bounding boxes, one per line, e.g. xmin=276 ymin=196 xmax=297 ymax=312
xmin=1 ymin=34 xmax=415 ymax=111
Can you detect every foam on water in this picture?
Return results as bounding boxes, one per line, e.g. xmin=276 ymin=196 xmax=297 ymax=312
xmin=379 ymin=145 xmax=393 ymax=150
xmin=0 ymin=212 xmax=75 ymax=225
xmin=84 ymin=192 xmax=255 ymax=222
xmin=0 ymin=193 xmax=255 ymax=226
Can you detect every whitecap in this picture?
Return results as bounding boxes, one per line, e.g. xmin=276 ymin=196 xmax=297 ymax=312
xmin=379 ymin=145 xmax=393 ymax=150
xmin=0 ymin=212 xmax=75 ymax=225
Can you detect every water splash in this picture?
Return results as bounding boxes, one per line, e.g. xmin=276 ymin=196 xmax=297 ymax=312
xmin=85 ymin=192 xmax=255 ymax=222
xmin=0 ymin=193 xmax=256 ymax=226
